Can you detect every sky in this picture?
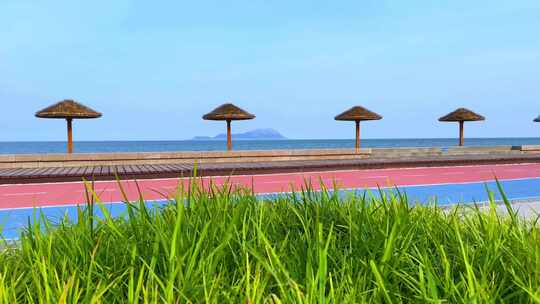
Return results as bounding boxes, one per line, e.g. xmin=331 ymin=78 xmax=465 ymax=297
xmin=0 ymin=0 xmax=539 ymax=141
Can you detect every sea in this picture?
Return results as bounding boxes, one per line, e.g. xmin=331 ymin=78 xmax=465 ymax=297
xmin=1 ymin=138 xmax=540 ymax=154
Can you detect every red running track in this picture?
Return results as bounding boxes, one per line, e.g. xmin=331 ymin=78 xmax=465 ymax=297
xmin=1 ymin=163 xmax=540 ymax=209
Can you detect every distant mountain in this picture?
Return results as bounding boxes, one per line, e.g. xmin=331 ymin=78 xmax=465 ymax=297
xmin=192 ymin=128 xmax=286 ymax=140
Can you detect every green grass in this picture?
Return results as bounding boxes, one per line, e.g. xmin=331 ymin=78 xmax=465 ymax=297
xmin=1 ymin=179 xmax=540 ymax=303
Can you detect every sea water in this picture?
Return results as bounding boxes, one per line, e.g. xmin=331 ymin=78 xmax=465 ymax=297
xmin=1 ymin=138 xmax=540 ymax=154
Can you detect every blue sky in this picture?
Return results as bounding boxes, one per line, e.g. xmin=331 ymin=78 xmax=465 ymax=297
xmin=0 ymin=0 xmax=539 ymax=141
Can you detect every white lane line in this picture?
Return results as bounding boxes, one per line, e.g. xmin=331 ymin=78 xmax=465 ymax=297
xmin=76 ymin=189 xmax=117 ymax=193
xmin=263 ymin=178 xmax=344 ymax=184
xmin=155 ymin=186 xmax=177 ymax=190
xmin=2 ymin=192 xmax=47 ymax=197
xmin=263 ymin=181 xmax=299 ymax=184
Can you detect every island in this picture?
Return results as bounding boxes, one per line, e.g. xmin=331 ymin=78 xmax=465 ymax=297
xmin=192 ymin=128 xmax=286 ymax=140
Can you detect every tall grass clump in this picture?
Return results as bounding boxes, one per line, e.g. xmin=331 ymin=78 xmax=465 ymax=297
xmin=0 ymin=179 xmax=540 ymax=303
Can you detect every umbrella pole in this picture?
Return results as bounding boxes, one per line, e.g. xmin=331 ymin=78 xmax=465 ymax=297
xmin=226 ymin=119 xmax=232 ymax=151
xmin=355 ymin=120 xmax=360 ymax=150
xmin=459 ymin=121 xmax=464 ymax=146
xmin=66 ymin=118 xmax=73 ymax=153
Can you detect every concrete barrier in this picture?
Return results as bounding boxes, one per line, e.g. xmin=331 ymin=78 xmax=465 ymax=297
xmin=446 ymin=146 xmax=521 ymax=155
xmin=0 ymin=148 xmax=372 ymax=169
xmin=1 ymin=145 xmax=537 ymax=169
xmin=370 ymin=147 xmax=442 ymax=158
xmin=521 ymin=145 xmax=540 ymax=152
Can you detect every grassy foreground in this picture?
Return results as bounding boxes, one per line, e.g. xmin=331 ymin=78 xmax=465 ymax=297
xmin=1 ymin=181 xmax=540 ymax=303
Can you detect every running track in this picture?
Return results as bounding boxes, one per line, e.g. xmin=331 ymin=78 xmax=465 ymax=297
xmin=1 ymin=162 xmax=540 ymax=209
xmin=2 ymin=163 xmax=540 ymax=240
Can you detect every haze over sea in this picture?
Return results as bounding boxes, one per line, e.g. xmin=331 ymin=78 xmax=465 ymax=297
xmin=1 ymin=138 xmax=540 ymax=154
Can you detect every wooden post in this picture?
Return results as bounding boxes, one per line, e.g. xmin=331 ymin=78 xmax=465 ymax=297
xmin=67 ymin=118 xmax=73 ymax=153
xmin=355 ymin=120 xmax=360 ymax=150
xmin=226 ymin=119 xmax=232 ymax=151
xmin=459 ymin=121 xmax=464 ymax=146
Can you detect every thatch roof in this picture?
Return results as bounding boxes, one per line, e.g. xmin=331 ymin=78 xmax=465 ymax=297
xmin=439 ymin=108 xmax=484 ymax=122
xmin=35 ymin=100 xmax=102 ymax=119
xmin=203 ymin=103 xmax=255 ymax=121
xmin=535 ymin=115 xmax=540 ymax=122
xmin=335 ymin=106 xmax=382 ymax=121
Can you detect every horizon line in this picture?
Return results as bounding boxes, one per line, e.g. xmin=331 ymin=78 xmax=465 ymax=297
xmin=1 ymin=136 xmax=540 ymax=143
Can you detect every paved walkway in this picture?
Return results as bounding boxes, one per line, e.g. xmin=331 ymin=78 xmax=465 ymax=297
xmin=2 ymin=153 xmax=540 ymax=184
xmin=502 ymin=200 xmax=540 ymax=219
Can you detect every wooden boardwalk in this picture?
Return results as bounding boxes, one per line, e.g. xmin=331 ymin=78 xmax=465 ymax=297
xmin=1 ymin=153 xmax=540 ymax=185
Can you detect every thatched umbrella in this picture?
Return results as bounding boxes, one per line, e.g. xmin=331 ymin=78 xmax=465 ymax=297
xmin=36 ymin=99 xmax=102 ymax=153
xmin=534 ymin=115 xmax=540 ymax=122
xmin=439 ymin=108 xmax=484 ymax=146
xmin=203 ymin=103 xmax=255 ymax=151
xmin=335 ymin=106 xmax=382 ymax=150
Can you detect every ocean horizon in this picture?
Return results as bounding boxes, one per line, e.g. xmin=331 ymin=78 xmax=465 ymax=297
xmin=1 ymin=137 xmax=540 ymax=154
